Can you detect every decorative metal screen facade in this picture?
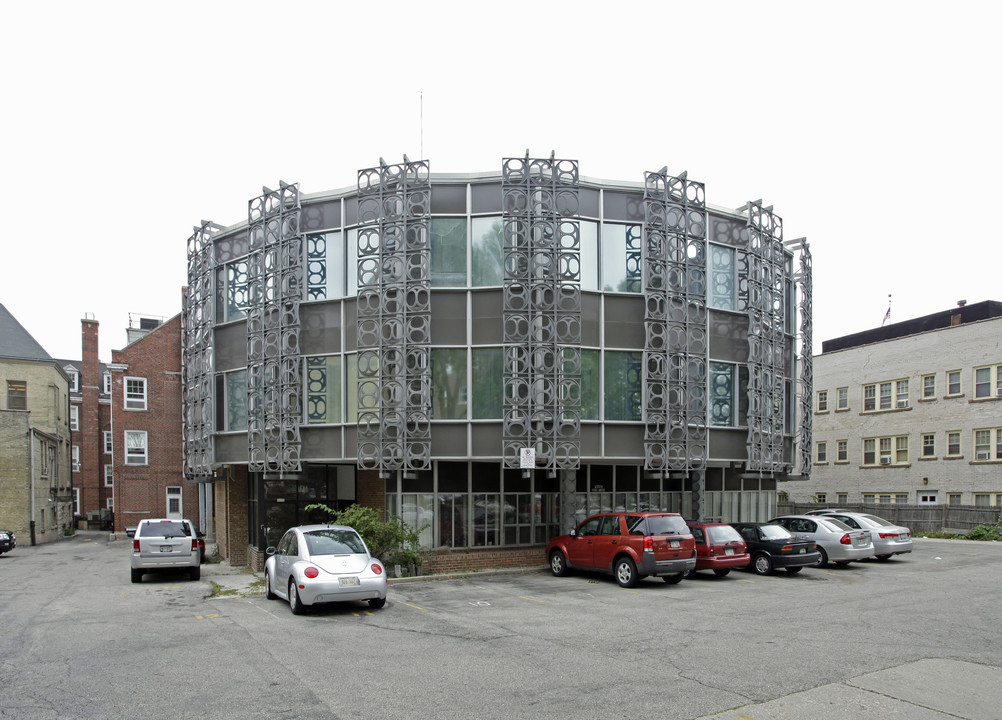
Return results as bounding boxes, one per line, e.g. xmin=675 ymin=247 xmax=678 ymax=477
xmin=789 ymin=237 xmax=813 ymax=476
xmin=356 ymin=157 xmax=432 ymax=473
xmin=745 ymin=201 xmax=789 ymax=473
xmin=182 ymin=220 xmax=221 ymax=479
xmin=246 ymin=182 xmax=303 ymax=474
xmin=643 ymin=169 xmax=708 ymax=516
xmin=501 ymin=153 xmax=581 ymax=471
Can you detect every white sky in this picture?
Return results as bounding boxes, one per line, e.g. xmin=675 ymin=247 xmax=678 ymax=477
xmin=3 ymin=1 xmax=998 ymax=361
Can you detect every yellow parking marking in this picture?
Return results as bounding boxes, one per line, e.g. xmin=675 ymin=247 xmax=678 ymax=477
xmin=737 ymin=579 xmax=755 ymax=583
xmin=617 ymin=589 xmax=639 ymax=594
xmin=403 ymin=602 xmax=424 ymax=611
xmin=736 ymin=714 xmax=757 ymax=719
xmin=519 ymin=596 xmax=547 ymax=604
xmin=80 ymin=538 xmax=92 ymax=542
xmin=195 ymin=614 xmax=221 ymax=620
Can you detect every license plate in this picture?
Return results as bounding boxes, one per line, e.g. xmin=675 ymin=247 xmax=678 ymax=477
xmin=725 ymin=548 xmax=734 ymax=556
xmin=669 ymin=540 xmax=680 ymax=549
xmin=799 ymin=548 xmax=805 ymax=554
xmin=160 ymin=545 xmax=172 ymax=552
xmin=339 ymin=576 xmax=360 ymax=587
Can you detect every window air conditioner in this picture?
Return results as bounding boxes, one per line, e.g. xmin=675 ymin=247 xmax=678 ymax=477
xmin=896 ymin=400 xmax=908 ymax=408
xmin=879 ymin=457 xmax=891 ymax=465
xmin=976 ymin=452 xmax=990 ymax=461
xmin=996 ymin=388 xmax=1002 ymax=397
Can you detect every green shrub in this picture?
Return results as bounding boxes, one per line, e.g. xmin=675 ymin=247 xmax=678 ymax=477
xmin=965 ymin=515 xmax=1002 ymax=541
xmin=304 ymin=503 xmax=425 ymax=569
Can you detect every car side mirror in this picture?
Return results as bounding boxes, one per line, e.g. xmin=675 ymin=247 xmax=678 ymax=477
xmin=569 ymin=529 xmax=577 ymax=538
xmin=265 ymin=546 xmax=277 ymax=556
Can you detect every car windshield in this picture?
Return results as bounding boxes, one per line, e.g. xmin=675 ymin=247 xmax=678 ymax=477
xmin=140 ymin=521 xmax=190 ymax=538
xmin=759 ymin=524 xmax=793 ymax=540
xmin=706 ymin=525 xmax=743 ymax=544
xmin=860 ymin=514 xmax=894 ymax=526
xmin=304 ymin=529 xmax=367 ymax=556
xmin=818 ymin=518 xmax=851 ymax=531
xmin=643 ymin=515 xmax=689 ymax=536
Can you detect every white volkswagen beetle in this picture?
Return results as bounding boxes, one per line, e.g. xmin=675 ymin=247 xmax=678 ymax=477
xmin=265 ymin=524 xmax=388 ymax=614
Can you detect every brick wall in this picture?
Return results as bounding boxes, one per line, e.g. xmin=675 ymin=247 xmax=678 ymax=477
xmin=111 ymin=315 xmax=196 ymax=531
xmin=421 ymin=546 xmax=547 ymax=575
xmin=357 ymin=469 xmax=384 ymax=518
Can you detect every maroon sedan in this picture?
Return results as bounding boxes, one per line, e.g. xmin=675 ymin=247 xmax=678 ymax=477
xmin=684 ymin=521 xmax=750 ymax=577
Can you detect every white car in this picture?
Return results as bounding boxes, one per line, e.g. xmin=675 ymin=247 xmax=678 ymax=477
xmin=131 ymin=518 xmax=201 ymax=583
xmin=769 ymin=515 xmax=875 ymax=566
xmin=264 ymin=524 xmax=388 ymax=615
xmin=823 ymin=512 xmax=913 ymax=560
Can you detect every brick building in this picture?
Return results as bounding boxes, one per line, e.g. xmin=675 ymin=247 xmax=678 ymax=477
xmin=109 ymin=313 xmax=204 ymax=533
xmin=0 ymin=303 xmax=74 ymax=544
xmin=57 ymin=316 xmax=113 ymax=525
xmin=785 ymin=300 xmax=1002 ymax=506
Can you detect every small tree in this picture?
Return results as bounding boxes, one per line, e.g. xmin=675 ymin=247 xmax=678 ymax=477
xmin=304 ymin=503 xmax=425 ymax=570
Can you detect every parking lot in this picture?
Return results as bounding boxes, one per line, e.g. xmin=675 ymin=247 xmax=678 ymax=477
xmin=1 ymin=532 xmax=1001 ymax=719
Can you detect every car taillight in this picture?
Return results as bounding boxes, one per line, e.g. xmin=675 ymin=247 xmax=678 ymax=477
xmin=840 ymin=534 xmax=852 ymax=545
xmin=133 ymin=539 xmax=139 ymax=551
xmin=644 ymin=536 xmax=654 ymax=552
xmin=878 ymin=532 xmax=897 ymax=538
xmin=191 ymin=539 xmax=199 ymax=551
xmin=781 ymin=544 xmax=793 ymax=552
xmin=304 ymin=566 xmax=319 ymax=579
xmin=371 ymin=563 xmax=383 ymax=575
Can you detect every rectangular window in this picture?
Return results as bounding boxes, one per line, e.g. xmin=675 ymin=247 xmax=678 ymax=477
xmin=710 ymin=363 xmax=737 ymax=426
xmin=470 ymin=217 xmax=504 ymax=287
xmin=305 ymin=358 xmax=340 ymax=425
xmin=863 ymin=493 xmax=876 ymax=504
xmin=894 ymin=494 xmax=908 ymax=504
xmin=922 ymin=374 xmax=935 ymax=399
xmin=602 ymin=224 xmax=644 ymax=295
xmin=864 ymin=436 xmax=908 ymax=465
xmin=471 ymin=348 xmax=503 ymax=419
xmin=837 ymin=440 xmax=848 ymax=462
xmin=922 ymin=433 xmax=935 ymax=457
xmin=816 ymin=441 xmax=827 ymax=463
xmin=432 ymin=348 xmax=468 ymax=420
xmin=816 ymin=390 xmax=828 ymax=412
xmin=68 ymin=370 xmax=79 ymax=392
xmin=879 ymin=382 xmax=892 ymax=410
xmin=430 ymin=218 xmax=468 ymax=287
xmin=974 ymin=365 xmax=1002 ymax=399
xmin=6 ymin=380 xmax=27 ymax=410
xmin=604 ymin=351 xmax=642 ymax=421
xmin=103 ymin=431 xmax=113 ymax=454
xmin=863 ymin=384 xmax=876 ymax=412
xmin=974 ymin=428 xmax=1002 ymax=460
xmin=836 ymin=387 xmax=848 ymax=410
xmin=103 ymin=372 xmax=112 ymax=394
xmin=72 ymin=445 xmax=80 ymax=472
xmin=879 ymin=494 xmax=891 ymax=504
xmin=895 ymin=379 xmax=909 ymax=407
xmin=125 ymin=430 xmax=148 ymax=465
xmin=816 ymin=493 xmax=827 ymax=503
xmin=305 ymin=231 xmax=345 ymax=300
xmin=70 ymin=405 xmax=79 ymax=431
xmin=124 ymin=377 xmax=147 ymax=410
xmin=947 ymin=370 xmax=961 ymax=396
xmin=708 ymin=244 xmax=736 ymax=309
xmin=836 ymin=492 xmax=848 ymax=503
xmin=973 ymin=493 xmax=990 ymax=507
xmin=947 ymin=431 xmax=961 ymax=456
xmin=863 ymin=438 xmax=876 ymax=465
xmin=104 ymin=465 xmax=113 ymax=487
xmin=948 ymin=493 xmax=962 ymax=506
xmin=895 ymin=436 xmax=909 ymax=463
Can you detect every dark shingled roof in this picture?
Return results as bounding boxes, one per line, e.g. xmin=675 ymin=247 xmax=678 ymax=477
xmin=0 ymin=303 xmax=54 ymax=362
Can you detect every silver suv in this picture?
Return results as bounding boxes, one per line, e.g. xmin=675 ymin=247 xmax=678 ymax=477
xmin=131 ymin=518 xmax=201 ymax=583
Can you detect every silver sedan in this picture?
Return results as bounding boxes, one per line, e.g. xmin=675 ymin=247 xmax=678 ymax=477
xmin=265 ymin=524 xmax=388 ymax=614
xmin=823 ymin=512 xmax=913 ymax=560
xmin=769 ymin=515 xmax=875 ymax=567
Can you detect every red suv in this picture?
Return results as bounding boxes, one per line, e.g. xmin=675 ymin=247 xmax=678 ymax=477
xmin=546 ymin=512 xmax=696 ymax=588
xmin=684 ymin=521 xmax=750 ymax=577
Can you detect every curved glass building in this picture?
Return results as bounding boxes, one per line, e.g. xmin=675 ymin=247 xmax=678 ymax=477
xmin=183 ymin=154 xmax=812 ymax=569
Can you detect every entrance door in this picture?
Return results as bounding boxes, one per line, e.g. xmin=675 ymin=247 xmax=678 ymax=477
xmin=166 ymin=486 xmax=183 ymax=519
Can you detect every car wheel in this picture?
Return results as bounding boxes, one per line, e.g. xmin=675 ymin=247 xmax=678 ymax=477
xmin=131 ymin=569 xmax=143 ymax=584
xmin=614 ymin=557 xmax=639 ymax=588
xmin=752 ymin=554 xmax=774 ymax=575
xmin=663 ymin=573 xmax=683 ymax=585
xmin=189 ymin=566 xmax=200 ymax=581
xmin=713 ymin=569 xmax=731 ymax=577
xmin=876 ymin=554 xmax=891 ymax=561
xmin=549 ymin=550 xmax=568 ymax=577
xmin=786 ymin=567 xmax=803 ymax=574
xmin=814 ymin=547 xmax=829 ymax=567
xmin=289 ymin=580 xmax=305 ymax=615
xmin=265 ymin=571 xmax=277 ymax=600
xmin=368 ymin=597 xmax=386 ymax=609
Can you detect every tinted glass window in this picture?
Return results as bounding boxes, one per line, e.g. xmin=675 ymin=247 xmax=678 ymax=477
xmin=577 ymin=517 xmax=602 ymax=536
xmin=706 ymin=525 xmax=743 ymax=544
xmin=818 ymin=518 xmax=851 ymax=532
xmin=644 ymin=515 xmax=689 ymax=535
xmin=860 ymin=514 xmax=893 ymax=526
xmin=832 ymin=515 xmax=860 ymax=529
xmin=759 ymin=525 xmax=793 ymax=540
xmin=140 ymin=521 xmax=189 ymax=538
xmin=599 ymin=516 xmax=622 ymax=536
xmin=305 ymin=529 xmax=366 ymax=555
